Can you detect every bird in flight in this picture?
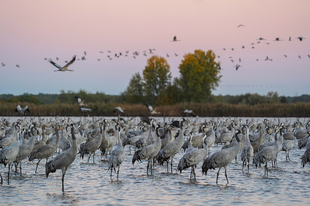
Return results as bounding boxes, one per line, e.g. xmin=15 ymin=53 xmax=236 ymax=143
xmin=257 ymin=37 xmax=266 ymax=40
xmin=237 ymin=24 xmax=245 ymax=28
xmin=296 ymin=37 xmax=306 ymax=41
xmin=2 ymin=63 xmax=5 ymax=67
xmin=274 ymin=37 xmax=283 ymax=41
xmin=171 ymin=36 xmax=180 ymax=42
xmin=234 ymin=64 xmax=241 ymax=70
xmin=16 ymin=65 xmax=19 ymax=68
xmin=48 ymin=55 xmax=76 ymax=72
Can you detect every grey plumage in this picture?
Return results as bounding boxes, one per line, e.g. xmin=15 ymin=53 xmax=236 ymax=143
xmin=108 ymin=126 xmax=125 ymax=180
xmin=29 ymin=126 xmax=63 ymax=173
xmin=202 ymin=130 xmax=242 ymax=184
xmin=157 ymin=124 xmax=185 ymax=173
xmin=46 ymin=124 xmax=78 ymax=192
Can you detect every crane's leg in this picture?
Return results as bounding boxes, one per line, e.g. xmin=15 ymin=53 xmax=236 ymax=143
xmin=224 ymin=166 xmax=229 ymax=184
xmin=8 ymin=163 xmax=11 ymax=184
xmin=288 ymin=151 xmax=291 ymax=161
xmin=87 ymin=154 xmax=91 ymax=163
xmin=242 ymin=161 xmax=244 ymax=173
xmin=93 ymin=152 xmax=95 ymax=163
xmin=117 ymin=166 xmax=120 ymax=180
xmin=190 ymin=168 xmax=192 ymax=180
xmin=35 ymin=160 xmax=41 ymax=173
xmin=247 ymin=159 xmax=250 ymax=173
xmin=167 ymin=160 xmax=169 ymax=173
xmin=193 ymin=166 xmax=196 ymax=181
xmin=62 ymin=168 xmax=67 ymax=193
xmin=147 ymin=160 xmax=150 ymax=176
xmin=216 ymin=167 xmax=221 ymax=185
xmin=15 ymin=163 xmax=18 ymax=175
xmin=151 ymin=160 xmax=153 ymax=176
xmin=170 ymin=158 xmax=173 ymax=174
xmin=20 ymin=162 xmax=22 ymax=176
xmin=0 ymin=173 xmax=2 ymax=185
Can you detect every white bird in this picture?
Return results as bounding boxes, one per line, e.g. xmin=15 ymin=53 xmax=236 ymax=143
xmin=75 ymin=96 xmax=87 ymax=106
xmin=15 ymin=105 xmax=30 ymax=116
xmin=48 ymin=55 xmax=76 ymax=72
xmin=46 ymin=124 xmax=78 ymax=192
xmin=80 ymin=107 xmax=92 ymax=112
xmin=113 ymin=107 xmax=125 ymax=116
xmin=144 ymin=103 xmax=160 ymax=115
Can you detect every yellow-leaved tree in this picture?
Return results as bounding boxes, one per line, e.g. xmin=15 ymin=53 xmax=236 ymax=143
xmin=178 ymin=49 xmax=221 ymax=102
xmin=143 ymin=56 xmax=172 ymax=103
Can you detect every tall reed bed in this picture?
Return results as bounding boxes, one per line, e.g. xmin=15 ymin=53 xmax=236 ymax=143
xmin=1 ymin=102 xmax=309 ymax=117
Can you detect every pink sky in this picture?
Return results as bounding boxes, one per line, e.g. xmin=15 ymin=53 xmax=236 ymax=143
xmin=0 ymin=0 xmax=309 ymax=97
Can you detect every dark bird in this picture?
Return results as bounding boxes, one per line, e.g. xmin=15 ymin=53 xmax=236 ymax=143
xmin=223 ymin=48 xmax=226 ymax=51
xmin=175 ymin=53 xmax=178 ymax=56
xmin=56 ymin=57 xmax=59 ymax=60
xmin=239 ymin=58 xmax=241 ymax=62
xmin=297 ymin=37 xmax=306 ymax=41
xmin=298 ymin=55 xmax=301 ymax=59
xmin=237 ymin=24 xmax=245 ymax=28
xmin=84 ymin=51 xmax=87 ymax=55
xmin=16 ymin=65 xmax=19 ymax=68
xmin=48 ymin=55 xmax=76 ymax=72
xmin=242 ymin=46 xmax=245 ymax=49
xmin=81 ymin=56 xmax=86 ymax=60
xmin=234 ymin=64 xmax=241 ymax=71
xmin=289 ymin=37 xmax=291 ymax=41
xmin=284 ymin=55 xmax=287 ymax=58
xmin=231 ymin=59 xmax=234 ymax=63
xmin=274 ymin=37 xmax=283 ymax=41
xmin=252 ymin=47 xmax=255 ymax=49
xmin=113 ymin=107 xmax=125 ymax=116
xmin=257 ymin=37 xmax=266 ymax=40
xmin=108 ymin=50 xmax=111 ymax=53
xmin=167 ymin=54 xmax=170 ymax=57
xmin=2 ymin=63 xmax=5 ymax=67
xmin=99 ymin=51 xmax=104 ymax=53
xmin=171 ymin=36 xmax=180 ymax=42
xmin=231 ymin=48 xmax=234 ymax=51
xmin=308 ymin=54 xmax=310 ymax=58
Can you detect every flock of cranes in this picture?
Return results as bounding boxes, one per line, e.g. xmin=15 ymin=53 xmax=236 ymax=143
xmin=1 ymin=34 xmax=308 ymax=72
xmin=1 ymin=112 xmax=310 ymax=192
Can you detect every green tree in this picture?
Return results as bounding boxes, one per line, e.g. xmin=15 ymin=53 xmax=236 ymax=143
xmin=125 ymin=72 xmax=144 ymax=103
xmin=178 ymin=49 xmax=221 ymax=102
xmin=143 ymin=56 xmax=172 ymax=103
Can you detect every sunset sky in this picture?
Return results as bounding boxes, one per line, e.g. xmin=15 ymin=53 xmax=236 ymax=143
xmin=0 ymin=0 xmax=309 ymax=97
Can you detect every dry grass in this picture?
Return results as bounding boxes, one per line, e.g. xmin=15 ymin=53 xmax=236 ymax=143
xmin=1 ymin=102 xmax=309 ymax=117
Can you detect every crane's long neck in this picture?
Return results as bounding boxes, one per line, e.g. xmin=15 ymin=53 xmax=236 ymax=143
xmin=56 ymin=130 xmax=61 ymax=147
xmin=42 ymin=128 xmax=46 ymax=143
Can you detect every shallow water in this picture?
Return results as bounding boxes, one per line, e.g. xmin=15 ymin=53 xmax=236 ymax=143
xmin=1 ymin=117 xmax=310 ymax=205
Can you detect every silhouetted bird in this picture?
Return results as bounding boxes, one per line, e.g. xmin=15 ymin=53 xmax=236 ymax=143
xmin=237 ymin=24 xmax=245 ymax=28
xmin=16 ymin=65 xmax=19 ymax=68
xmin=274 ymin=37 xmax=283 ymax=41
xmin=172 ymin=36 xmax=180 ymax=42
xmin=234 ymin=64 xmax=241 ymax=71
xmin=297 ymin=37 xmax=306 ymax=41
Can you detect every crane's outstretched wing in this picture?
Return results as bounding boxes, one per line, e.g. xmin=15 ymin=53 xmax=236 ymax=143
xmin=63 ymin=55 xmax=76 ymax=68
xmin=48 ymin=59 xmax=62 ymax=69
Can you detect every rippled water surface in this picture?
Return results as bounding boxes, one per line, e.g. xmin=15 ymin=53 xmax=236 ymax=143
xmin=1 ymin=117 xmax=310 ymax=205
